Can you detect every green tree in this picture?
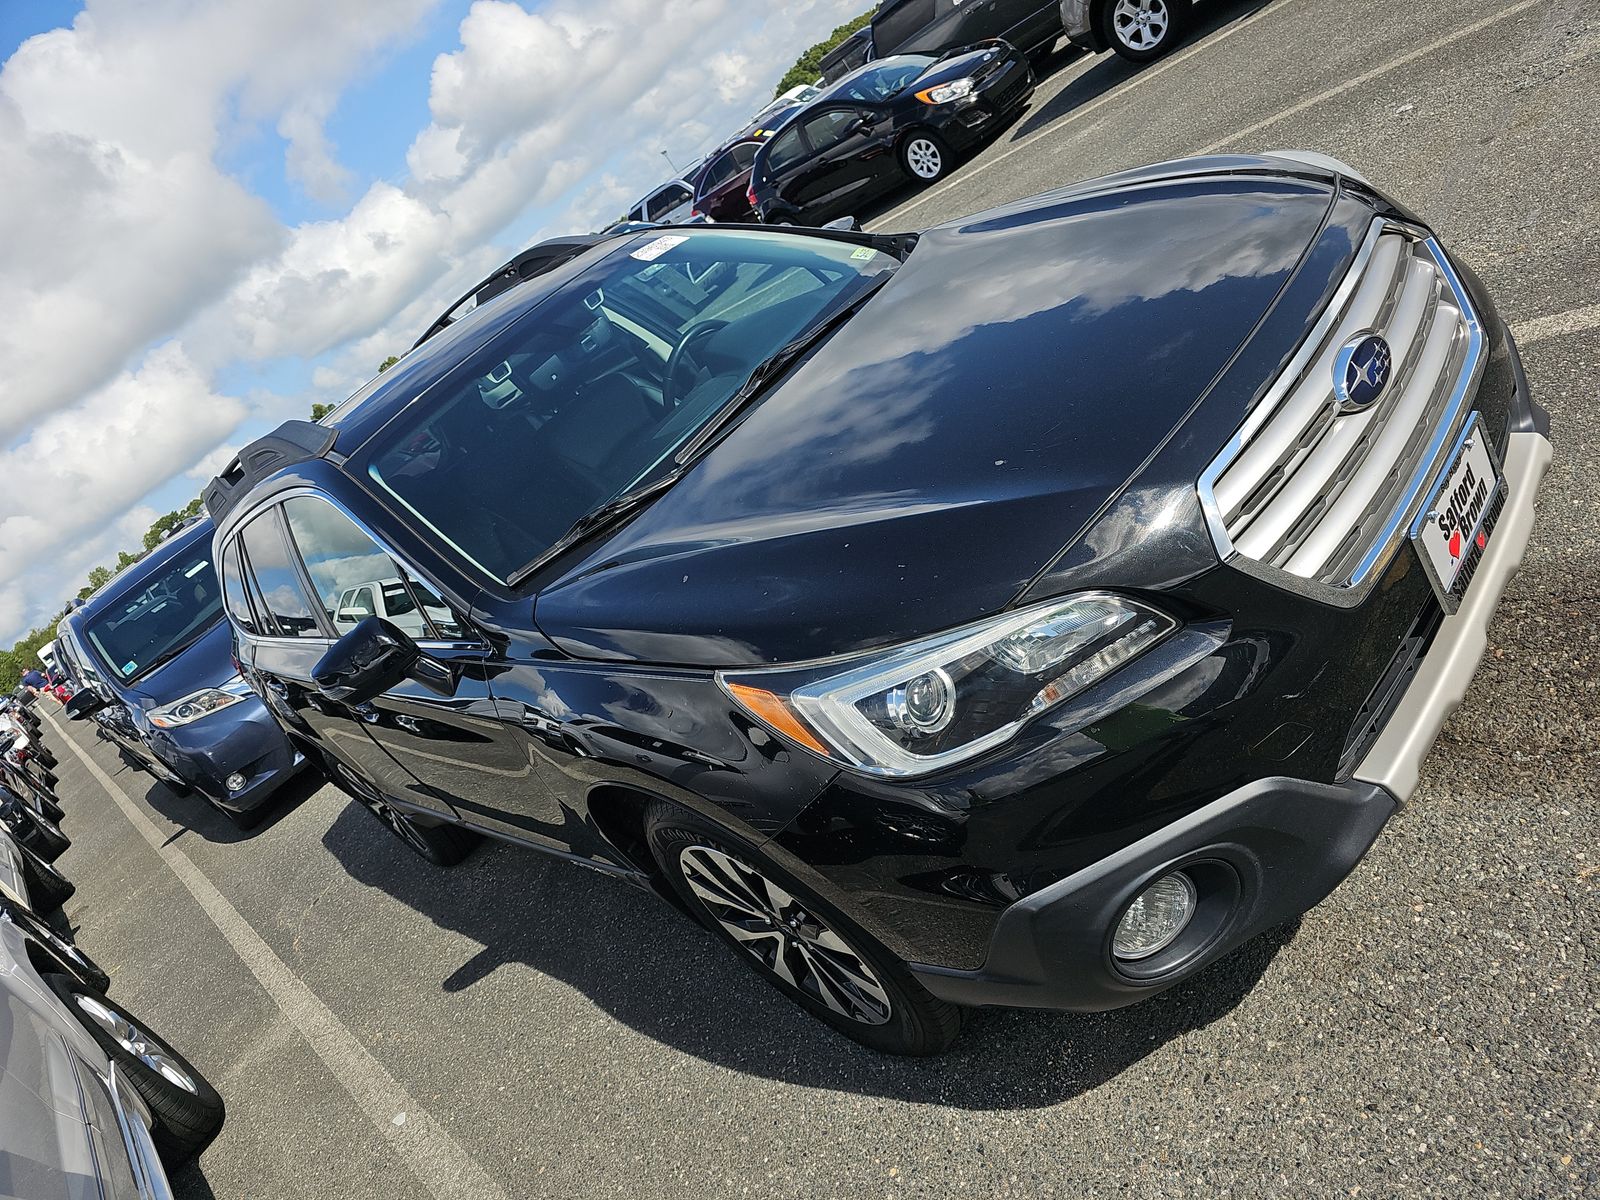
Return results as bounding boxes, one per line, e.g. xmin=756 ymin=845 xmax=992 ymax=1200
xmin=310 ymin=401 xmax=335 ymax=421
xmin=378 ymin=354 xmax=400 ymax=372
xmin=85 ymin=565 xmax=112 ymax=593
xmin=774 ymin=9 xmax=872 ymax=97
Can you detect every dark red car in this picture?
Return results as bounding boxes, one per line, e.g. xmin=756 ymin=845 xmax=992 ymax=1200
xmin=690 ymin=138 xmax=764 ymax=223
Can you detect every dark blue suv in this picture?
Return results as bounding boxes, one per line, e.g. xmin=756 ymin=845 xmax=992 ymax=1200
xmin=61 ymin=518 xmax=308 ymax=827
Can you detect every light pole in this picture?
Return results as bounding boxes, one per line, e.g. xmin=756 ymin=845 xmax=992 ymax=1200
xmin=660 ymin=148 xmax=679 ymax=174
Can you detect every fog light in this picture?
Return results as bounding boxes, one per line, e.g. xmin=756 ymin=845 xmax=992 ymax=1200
xmin=225 ymin=772 xmax=248 ymax=793
xmin=1113 ymin=872 xmax=1196 ymax=961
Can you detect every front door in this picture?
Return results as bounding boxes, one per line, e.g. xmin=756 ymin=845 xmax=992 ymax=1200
xmin=275 ymin=493 xmax=578 ymax=850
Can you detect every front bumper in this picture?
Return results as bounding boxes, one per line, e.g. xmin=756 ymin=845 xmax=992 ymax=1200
xmin=907 ymin=418 xmax=1551 ymax=1010
xmin=937 ymin=61 xmax=1035 ymax=149
xmin=157 ymin=697 xmax=305 ymax=815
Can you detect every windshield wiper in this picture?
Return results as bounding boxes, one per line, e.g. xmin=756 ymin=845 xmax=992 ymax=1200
xmin=505 ymin=471 xmax=683 ymax=588
xmin=506 ymin=274 xmax=891 ymax=589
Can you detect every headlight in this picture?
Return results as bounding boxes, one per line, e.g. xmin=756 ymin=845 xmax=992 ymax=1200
xmin=720 ymin=593 xmax=1176 ymax=777
xmin=149 ymin=679 xmax=251 ymax=729
xmin=914 ymin=78 xmax=977 ymax=105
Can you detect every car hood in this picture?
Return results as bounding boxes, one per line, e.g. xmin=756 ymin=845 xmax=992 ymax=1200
xmin=124 ymin=618 xmax=237 ymax=709
xmin=535 ymin=168 xmax=1338 ymax=668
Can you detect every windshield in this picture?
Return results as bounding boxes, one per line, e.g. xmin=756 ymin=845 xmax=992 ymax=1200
xmin=83 ymin=549 xmax=223 ymax=681
xmin=370 ymin=229 xmax=897 ymax=582
xmin=835 ymin=57 xmax=934 ymax=102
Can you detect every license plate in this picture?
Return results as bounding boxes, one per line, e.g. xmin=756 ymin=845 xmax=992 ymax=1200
xmin=1411 ymin=415 xmax=1502 ymax=612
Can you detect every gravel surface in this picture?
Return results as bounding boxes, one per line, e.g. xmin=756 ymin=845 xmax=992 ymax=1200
xmin=35 ymin=1 xmax=1600 ymax=1196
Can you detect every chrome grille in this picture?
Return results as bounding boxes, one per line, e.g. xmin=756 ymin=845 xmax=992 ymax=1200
xmin=1199 ymin=220 xmax=1484 ymax=592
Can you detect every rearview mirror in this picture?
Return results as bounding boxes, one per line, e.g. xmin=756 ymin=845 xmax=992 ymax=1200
xmin=63 ymin=690 xmax=109 ymax=721
xmin=312 ymin=617 xmax=421 ymax=705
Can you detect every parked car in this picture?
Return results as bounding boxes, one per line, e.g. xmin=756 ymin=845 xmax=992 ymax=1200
xmin=0 ymin=780 xmax=70 ymax=863
xmin=621 ymin=179 xmax=698 ymax=227
xmin=691 ymin=137 xmax=766 ymax=223
xmin=874 ymin=0 xmax=1064 ymax=58
xmin=818 ymin=26 xmax=875 ymax=83
xmin=203 ymin=155 xmax=1551 ymax=1054
xmin=750 ymin=45 xmax=1035 ymax=225
xmin=0 ymin=822 xmax=74 ymax=912
xmin=59 ymin=517 xmax=308 ymax=828
xmin=0 ymin=829 xmax=226 ymax=1188
xmin=1060 ymin=0 xmax=1195 ymax=62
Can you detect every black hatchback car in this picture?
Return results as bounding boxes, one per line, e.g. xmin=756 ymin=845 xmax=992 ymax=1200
xmin=750 ymin=45 xmax=1034 ymax=226
xmin=207 ymin=155 xmax=1551 ymax=1054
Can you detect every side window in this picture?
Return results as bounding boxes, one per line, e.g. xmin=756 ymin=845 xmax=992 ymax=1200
xmin=699 ymin=153 xmax=735 ymax=193
xmin=802 ymin=110 xmax=861 ymax=153
xmin=731 ymin=141 xmax=759 ymax=171
xmin=219 ymin=538 xmax=260 ymax=636
xmin=281 ymin=495 xmax=451 ymax=642
xmin=765 ymin=128 xmax=806 ymax=174
xmin=399 ymin=573 xmax=466 ymax=639
xmin=240 ymin=513 xmax=322 ymax=638
xmin=646 ymin=185 xmax=691 ymax=222
xmin=380 ymin=582 xmax=416 ymax=618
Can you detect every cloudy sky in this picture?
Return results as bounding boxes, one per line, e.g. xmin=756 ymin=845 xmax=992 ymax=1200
xmin=0 ymin=0 xmax=862 ymax=643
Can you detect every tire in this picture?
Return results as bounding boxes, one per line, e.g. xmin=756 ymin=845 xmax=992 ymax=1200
xmin=331 ymin=761 xmax=477 ymax=866
xmin=1099 ymin=0 xmax=1187 ymax=62
xmin=33 ymin=747 xmax=57 ymax=770
xmin=19 ymin=846 xmax=74 ymax=911
xmin=21 ymin=782 xmax=65 ymax=824
xmin=44 ymin=975 xmax=225 ymax=1166
xmin=16 ymin=808 xmax=70 ymax=861
xmin=899 ymin=131 xmax=952 ymax=185
xmin=644 ymin=801 xmax=962 ymax=1056
xmin=146 ymin=755 xmax=194 ymax=797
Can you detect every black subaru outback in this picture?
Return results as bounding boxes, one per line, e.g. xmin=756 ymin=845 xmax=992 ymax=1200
xmin=206 ymin=154 xmax=1551 ymax=1055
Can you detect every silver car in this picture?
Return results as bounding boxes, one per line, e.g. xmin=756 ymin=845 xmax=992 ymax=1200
xmin=0 ymin=830 xmax=225 ymax=1197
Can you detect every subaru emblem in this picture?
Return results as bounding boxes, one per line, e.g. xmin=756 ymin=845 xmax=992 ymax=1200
xmin=1333 ymin=332 xmax=1393 ymax=412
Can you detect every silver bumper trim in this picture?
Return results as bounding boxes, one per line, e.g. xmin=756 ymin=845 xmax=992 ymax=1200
xmin=1353 ymin=429 xmax=1552 ymax=801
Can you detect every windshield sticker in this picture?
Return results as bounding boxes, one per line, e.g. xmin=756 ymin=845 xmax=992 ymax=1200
xmin=124 ymin=661 xmax=138 ymax=674
xmin=850 ymin=246 xmax=875 ymax=260
xmin=631 ymin=235 xmax=688 ymax=262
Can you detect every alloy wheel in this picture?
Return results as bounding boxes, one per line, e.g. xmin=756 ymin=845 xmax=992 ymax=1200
xmin=905 ymin=138 xmax=943 ymax=181
xmin=75 ymin=994 xmax=199 ymax=1093
xmin=1112 ymin=0 xmax=1170 ymax=51
xmin=678 ymin=843 xmax=893 ymax=1026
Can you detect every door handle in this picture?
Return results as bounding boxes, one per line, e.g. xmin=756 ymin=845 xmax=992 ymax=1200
xmin=352 ymin=703 xmax=381 ymax=724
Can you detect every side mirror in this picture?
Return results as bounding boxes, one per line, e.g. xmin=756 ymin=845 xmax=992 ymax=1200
xmin=822 ymin=216 xmax=862 ymax=233
xmin=312 ymin=617 xmax=420 ymax=705
xmin=63 ymin=690 xmax=109 ymax=721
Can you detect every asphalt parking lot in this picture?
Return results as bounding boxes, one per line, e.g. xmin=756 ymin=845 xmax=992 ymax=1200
xmin=36 ymin=0 xmax=1600 ymax=1195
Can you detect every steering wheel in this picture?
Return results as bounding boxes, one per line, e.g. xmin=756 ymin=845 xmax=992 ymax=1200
xmin=662 ymin=320 xmax=729 ymax=409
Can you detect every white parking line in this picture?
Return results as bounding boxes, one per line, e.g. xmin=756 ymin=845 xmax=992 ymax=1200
xmin=1512 ymin=301 xmax=1600 ymax=346
xmin=1195 ymin=0 xmax=1545 ymax=155
xmin=876 ymin=0 xmax=1552 ymax=230
xmin=43 ymin=711 xmax=510 ymax=1200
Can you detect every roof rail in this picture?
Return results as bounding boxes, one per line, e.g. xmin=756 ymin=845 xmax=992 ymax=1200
xmin=411 ymin=234 xmax=611 ymax=349
xmin=203 ymin=420 xmax=338 ymax=524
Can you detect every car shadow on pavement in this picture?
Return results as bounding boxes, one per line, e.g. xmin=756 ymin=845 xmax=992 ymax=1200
xmin=322 ymin=801 xmax=1299 ymax=1110
xmin=131 ymin=768 xmax=324 ymax=845
xmin=1011 ymin=0 xmax=1272 ymax=143
xmin=171 ymin=1163 xmax=219 ymax=1200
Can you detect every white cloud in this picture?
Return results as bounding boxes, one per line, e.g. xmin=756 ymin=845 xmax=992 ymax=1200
xmin=0 ymin=343 xmax=244 ymax=632
xmin=0 ymin=0 xmax=865 ymax=640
